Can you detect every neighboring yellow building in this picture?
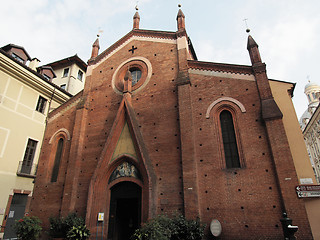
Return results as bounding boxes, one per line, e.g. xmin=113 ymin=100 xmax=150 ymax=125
xmin=270 ymin=79 xmax=320 ymax=240
xmin=0 ymin=44 xmax=72 ymax=239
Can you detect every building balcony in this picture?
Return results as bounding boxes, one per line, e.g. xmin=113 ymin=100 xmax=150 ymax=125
xmin=16 ymin=161 xmax=37 ymax=178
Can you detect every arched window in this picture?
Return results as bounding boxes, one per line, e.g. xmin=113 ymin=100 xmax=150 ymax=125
xmin=51 ymin=138 xmax=64 ymax=182
xmin=220 ymin=110 xmax=240 ymax=168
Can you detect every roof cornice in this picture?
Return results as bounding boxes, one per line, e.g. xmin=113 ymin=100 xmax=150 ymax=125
xmin=188 ymin=60 xmax=253 ymax=75
xmin=45 ymin=54 xmax=87 ymax=72
xmin=0 ymin=49 xmax=72 ymax=101
xmin=88 ymin=29 xmax=184 ymax=66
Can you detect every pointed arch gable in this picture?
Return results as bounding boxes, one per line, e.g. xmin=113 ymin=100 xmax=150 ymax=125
xmin=49 ymin=128 xmax=71 ymax=144
xmin=86 ymin=95 xmax=157 ymax=232
xmin=111 ymin=122 xmax=138 ymax=161
xmin=206 ymin=97 xmax=246 ymax=119
xmin=124 ymin=98 xmax=156 ymax=179
xmin=124 ymin=99 xmax=157 ymax=218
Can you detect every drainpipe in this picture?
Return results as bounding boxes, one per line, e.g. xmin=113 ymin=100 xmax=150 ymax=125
xmin=46 ymin=86 xmax=56 ymax=123
xmin=33 ymin=85 xmax=56 ymax=186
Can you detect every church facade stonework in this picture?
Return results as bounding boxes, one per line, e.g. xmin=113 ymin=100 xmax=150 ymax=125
xmin=30 ymin=9 xmax=313 ymax=239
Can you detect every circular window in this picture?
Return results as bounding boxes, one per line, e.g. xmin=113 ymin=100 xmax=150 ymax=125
xmin=112 ymin=57 xmax=152 ymax=94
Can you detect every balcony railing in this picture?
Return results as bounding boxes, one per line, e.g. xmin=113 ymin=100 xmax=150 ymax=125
xmin=17 ymin=161 xmax=37 ymax=178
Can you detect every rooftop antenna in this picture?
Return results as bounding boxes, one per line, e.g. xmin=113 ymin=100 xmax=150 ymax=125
xmin=243 ymin=18 xmax=250 ymax=33
xmin=135 ymin=0 xmax=139 ymax=11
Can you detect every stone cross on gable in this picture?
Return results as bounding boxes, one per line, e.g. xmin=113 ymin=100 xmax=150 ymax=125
xmin=129 ymin=46 xmax=137 ymax=54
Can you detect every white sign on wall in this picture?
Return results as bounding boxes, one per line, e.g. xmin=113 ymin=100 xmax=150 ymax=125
xmin=300 ymin=178 xmax=313 ymax=184
xmin=9 ymin=211 xmax=14 ymax=218
xmin=210 ymin=219 xmax=222 ymax=237
xmin=98 ymin=212 xmax=104 ymax=221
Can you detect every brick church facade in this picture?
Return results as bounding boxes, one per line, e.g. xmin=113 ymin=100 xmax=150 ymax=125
xmin=30 ymin=8 xmax=313 ymax=239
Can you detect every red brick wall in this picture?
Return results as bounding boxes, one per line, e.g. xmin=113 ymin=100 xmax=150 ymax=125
xmin=188 ymin=73 xmax=282 ymax=238
xmin=30 ymin=36 xmax=312 ymax=239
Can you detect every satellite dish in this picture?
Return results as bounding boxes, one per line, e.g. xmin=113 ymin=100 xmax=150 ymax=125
xmin=210 ymin=219 xmax=222 ymax=237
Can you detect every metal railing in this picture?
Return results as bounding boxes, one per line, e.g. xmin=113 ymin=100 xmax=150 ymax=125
xmin=16 ymin=161 xmax=37 ymax=177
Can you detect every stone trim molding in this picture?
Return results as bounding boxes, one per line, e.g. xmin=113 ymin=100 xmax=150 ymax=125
xmin=206 ymin=97 xmax=246 ymax=119
xmin=88 ymin=35 xmax=176 ymax=71
xmin=189 ymin=68 xmax=255 ymax=81
xmin=177 ymin=36 xmax=188 ymax=50
xmin=188 ymin=60 xmax=253 ymax=76
xmin=112 ymin=56 xmax=153 ymax=95
xmin=49 ymin=128 xmax=71 ymax=144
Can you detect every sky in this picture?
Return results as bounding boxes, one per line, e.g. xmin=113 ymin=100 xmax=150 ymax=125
xmin=1 ymin=0 xmax=319 ymax=119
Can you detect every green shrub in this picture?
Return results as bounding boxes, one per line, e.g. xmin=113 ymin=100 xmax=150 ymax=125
xmin=131 ymin=214 xmax=205 ymax=240
xmin=170 ymin=215 xmax=205 ymax=240
xmin=66 ymin=224 xmax=90 ymax=240
xmin=14 ymin=216 xmax=42 ymax=240
xmin=131 ymin=215 xmax=172 ymax=240
xmin=49 ymin=216 xmax=65 ymax=238
xmin=49 ymin=213 xmax=86 ymax=238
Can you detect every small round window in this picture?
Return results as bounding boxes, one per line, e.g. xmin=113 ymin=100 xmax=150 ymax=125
xmin=130 ymin=68 xmax=142 ymax=86
xmin=112 ymin=58 xmax=151 ymax=94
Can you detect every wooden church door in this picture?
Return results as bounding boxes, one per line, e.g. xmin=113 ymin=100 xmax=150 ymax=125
xmin=107 ymin=181 xmax=141 ymax=240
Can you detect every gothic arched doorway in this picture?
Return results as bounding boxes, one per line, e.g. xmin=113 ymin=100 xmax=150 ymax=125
xmin=107 ymin=181 xmax=141 ymax=240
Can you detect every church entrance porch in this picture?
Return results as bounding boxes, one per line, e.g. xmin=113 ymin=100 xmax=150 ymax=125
xmin=107 ymin=181 xmax=141 ymax=240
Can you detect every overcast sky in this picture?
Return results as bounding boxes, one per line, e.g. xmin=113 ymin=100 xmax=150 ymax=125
xmin=1 ymin=0 xmax=319 ymax=119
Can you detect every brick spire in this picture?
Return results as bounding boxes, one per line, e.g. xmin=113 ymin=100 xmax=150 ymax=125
xmin=133 ymin=9 xmax=140 ymax=29
xmin=247 ymin=35 xmax=262 ymax=65
xmin=176 ymin=5 xmax=185 ymax=31
xmin=90 ymin=36 xmax=100 ymax=59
